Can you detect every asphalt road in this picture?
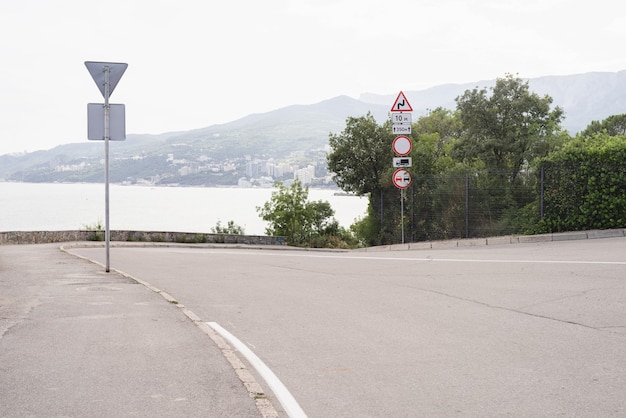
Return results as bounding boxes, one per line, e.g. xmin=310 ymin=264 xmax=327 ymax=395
xmin=68 ymin=237 xmax=626 ymax=417
xmin=0 ymin=244 xmax=263 ymax=418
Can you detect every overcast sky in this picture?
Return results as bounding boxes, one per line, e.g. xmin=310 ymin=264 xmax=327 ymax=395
xmin=1 ymin=0 xmax=625 ymax=155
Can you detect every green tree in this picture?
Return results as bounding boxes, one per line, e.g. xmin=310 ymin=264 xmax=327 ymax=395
xmin=450 ymin=74 xmax=565 ymax=236
xmin=327 ymin=112 xmax=392 ymax=195
xmin=307 ymin=200 xmax=335 ymax=235
xmin=580 ymin=114 xmax=626 ymax=137
xmin=327 ymin=113 xmax=397 ymax=245
xmin=454 ymin=73 xmax=564 ymax=179
xmin=413 ymin=107 xmax=462 ymax=156
xmin=257 ymin=180 xmax=338 ymax=246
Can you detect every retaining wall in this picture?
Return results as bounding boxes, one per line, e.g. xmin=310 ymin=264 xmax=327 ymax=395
xmin=3 ymin=228 xmax=624 ymax=248
xmin=0 ymin=230 xmax=286 ymax=246
xmin=358 ymin=228 xmax=626 ymax=252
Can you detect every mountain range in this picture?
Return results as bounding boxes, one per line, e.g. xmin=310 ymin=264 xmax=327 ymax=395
xmin=2 ymin=71 xmax=626 ymax=186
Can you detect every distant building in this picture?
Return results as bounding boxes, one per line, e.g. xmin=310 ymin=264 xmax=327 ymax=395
xmin=238 ymin=177 xmax=252 ymax=188
xmin=294 ymin=165 xmax=316 ymax=185
xmin=246 ymin=161 xmax=260 ymax=178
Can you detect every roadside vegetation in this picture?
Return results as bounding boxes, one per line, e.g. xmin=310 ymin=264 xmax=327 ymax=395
xmin=323 ymin=73 xmax=626 ymax=246
xmin=80 ymin=219 xmax=104 ymax=241
xmin=211 ymin=220 xmax=245 ymax=235
xmin=257 ymin=180 xmax=360 ymax=248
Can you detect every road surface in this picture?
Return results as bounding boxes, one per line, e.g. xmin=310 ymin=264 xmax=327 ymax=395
xmin=68 ymin=237 xmax=626 ymax=417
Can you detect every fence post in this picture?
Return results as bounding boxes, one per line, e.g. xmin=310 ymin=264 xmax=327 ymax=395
xmin=380 ymin=189 xmax=384 ymax=229
xmin=465 ymin=173 xmax=470 ymax=238
xmin=539 ymin=165 xmax=545 ymax=219
xmin=410 ymin=183 xmax=415 ymax=242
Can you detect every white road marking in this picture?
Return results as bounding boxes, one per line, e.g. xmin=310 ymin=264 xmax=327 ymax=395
xmin=356 ymin=257 xmax=626 ymax=265
xmin=207 ymin=322 xmax=307 ymax=418
xmin=193 ymin=250 xmax=626 ymax=266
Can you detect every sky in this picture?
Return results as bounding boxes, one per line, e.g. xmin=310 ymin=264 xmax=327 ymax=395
xmin=2 ymin=0 xmax=626 ymax=155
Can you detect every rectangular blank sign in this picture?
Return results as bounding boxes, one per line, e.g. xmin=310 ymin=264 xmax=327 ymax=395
xmin=88 ymin=103 xmax=126 ymax=140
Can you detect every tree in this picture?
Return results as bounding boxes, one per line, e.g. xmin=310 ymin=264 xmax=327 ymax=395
xmin=454 ymin=73 xmax=564 ymax=180
xmin=256 ymin=180 xmax=337 ymax=246
xmin=327 ymin=113 xmax=397 ymax=245
xmin=327 ymin=112 xmax=392 ymax=195
xmin=580 ymin=114 xmax=626 ymax=137
xmin=413 ymin=107 xmax=462 ymax=156
xmin=307 ymin=200 xmax=335 ymax=235
xmin=450 ymin=74 xmax=565 ymax=235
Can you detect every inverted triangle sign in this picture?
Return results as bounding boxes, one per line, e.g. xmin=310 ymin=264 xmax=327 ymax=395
xmin=85 ymin=61 xmax=128 ymax=98
xmin=390 ymin=91 xmax=413 ymax=112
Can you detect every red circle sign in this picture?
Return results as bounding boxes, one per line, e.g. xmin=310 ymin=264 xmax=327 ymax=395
xmin=392 ymin=168 xmax=412 ymax=189
xmin=392 ymin=135 xmax=412 ymax=156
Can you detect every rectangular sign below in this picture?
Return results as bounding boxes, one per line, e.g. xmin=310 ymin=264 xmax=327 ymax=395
xmin=87 ymin=103 xmax=126 ymax=140
xmin=393 ymin=157 xmax=412 ymax=168
xmin=391 ymin=113 xmax=412 ymax=124
xmin=392 ymin=124 xmax=411 ymax=135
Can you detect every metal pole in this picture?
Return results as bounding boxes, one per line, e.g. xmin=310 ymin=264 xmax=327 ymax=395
xmin=380 ymin=189 xmax=384 ymax=230
xmin=465 ymin=173 xmax=470 ymax=239
xmin=401 ymin=188 xmax=405 ymax=244
xmin=103 ymin=66 xmax=111 ymax=273
xmin=410 ymin=183 xmax=414 ymax=242
xmin=539 ymin=166 xmax=546 ymax=219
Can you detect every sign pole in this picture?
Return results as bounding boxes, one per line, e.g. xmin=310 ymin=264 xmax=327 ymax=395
xmin=103 ymin=66 xmax=111 ymax=272
xmin=401 ymin=188 xmax=405 ymax=244
xmin=390 ymin=91 xmax=413 ymax=246
xmin=85 ymin=61 xmax=127 ymax=273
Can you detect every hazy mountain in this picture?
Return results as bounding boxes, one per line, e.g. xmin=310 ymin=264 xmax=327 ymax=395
xmin=162 ymin=95 xmax=390 ymax=153
xmin=2 ymin=71 xmax=626 ymax=184
xmin=359 ymin=70 xmax=626 ymax=133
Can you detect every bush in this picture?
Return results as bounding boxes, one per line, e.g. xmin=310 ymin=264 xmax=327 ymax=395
xmin=539 ymin=133 xmax=626 ymax=232
xmin=211 ymin=220 xmax=244 ymax=235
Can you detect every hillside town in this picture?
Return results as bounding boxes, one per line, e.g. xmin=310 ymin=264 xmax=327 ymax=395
xmin=36 ymin=147 xmax=337 ymax=189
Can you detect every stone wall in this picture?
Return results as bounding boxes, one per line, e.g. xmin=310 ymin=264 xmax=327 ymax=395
xmin=0 ymin=230 xmax=286 ymax=246
xmin=358 ymin=228 xmax=626 ymax=252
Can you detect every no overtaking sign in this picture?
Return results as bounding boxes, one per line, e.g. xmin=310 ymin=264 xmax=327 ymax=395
xmin=392 ymin=168 xmax=412 ymax=189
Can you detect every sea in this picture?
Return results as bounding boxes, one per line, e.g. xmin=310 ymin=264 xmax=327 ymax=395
xmin=0 ymin=182 xmax=369 ymax=236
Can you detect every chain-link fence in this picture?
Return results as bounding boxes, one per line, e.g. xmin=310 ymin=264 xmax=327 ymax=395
xmin=374 ymin=164 xmax=625 ymax=243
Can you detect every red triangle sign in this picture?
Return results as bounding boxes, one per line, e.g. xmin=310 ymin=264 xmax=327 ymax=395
xmin=390 ymin=91 xmax=413 ymax=112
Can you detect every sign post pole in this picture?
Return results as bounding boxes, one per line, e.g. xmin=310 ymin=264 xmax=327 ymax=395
xmin=401 ymin=188 xmax=405 ymax=244
xmin=85 ymin=61 xmax=128 ymax=273
xmin=390 ymin=92 xmax=413 ymax=245
xmin=103 ymin=66 xmax=111 ymax=272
